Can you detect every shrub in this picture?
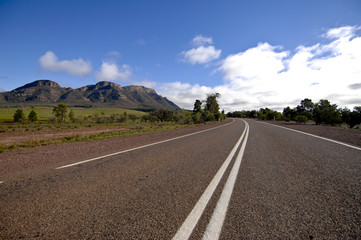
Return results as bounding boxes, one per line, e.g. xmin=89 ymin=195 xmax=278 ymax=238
xmin=68 ymin=109 xmax=75 ymax=122
xmin=28 ymin=110 xmax=38 ymax=122
xmin=295 ymin=115 xmax=308 ymax=124
xmin=13 ymin=109 xmax=25 ymax=122
xmin=192 ymin=112 xmax=202 ymax=123
xmin=53 ymin=103 xmax=68 ymax=122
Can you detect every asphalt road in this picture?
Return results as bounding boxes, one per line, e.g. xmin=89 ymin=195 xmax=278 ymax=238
xmin=0 ymin=119 xmax=360 ymax=239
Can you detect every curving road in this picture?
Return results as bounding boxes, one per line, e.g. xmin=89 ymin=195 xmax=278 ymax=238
xmin=0 ymin=119 xmax=360 ymax=239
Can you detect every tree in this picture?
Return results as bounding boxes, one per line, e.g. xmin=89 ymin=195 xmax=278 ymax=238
xmin=214 ymin=112 xmax=222 ymax=121
xmin=53 ymin=103 xmax=68 ymax=122
xmin=282 ymin=106 xmax=297 ymax=121
xmin=295 ymin=98 xmax=314 ymax=120
xmin=193 ymin=99 xmax=202 ymax=113
xmin=347 ymin=106 xmax=361 ymax=128
xmin=340 ymin=108 xmax=351 ymax=126
xmin=13 ymin=109 xmax=25 ymax=122
xmin=28 ymin=109 xmax=38 ymax=122
xmin=265 ymin=109 xmax=281 ymax=121
xmin=149 ymin=109 xmax=175 ymax=122
xmin=205 ymin=93 xmax=220 ymax=114
xmin=313 ymin=99 xmax=341 ymax=125
xmin=249 ymin=110 xmax=258 ymax=118
xmin=300 ymin=98 xmax=314 ymax=111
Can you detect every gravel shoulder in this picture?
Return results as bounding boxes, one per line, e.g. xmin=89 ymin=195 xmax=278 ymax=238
xmin=0 ymin=126 xmax=132 ymax=145
xmin=0 ymin=120 xmax=231 ymax=179
xmin=263 ymin=120 xmax=361 ymax=148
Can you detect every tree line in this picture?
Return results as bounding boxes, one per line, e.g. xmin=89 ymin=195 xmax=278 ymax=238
xmin=12 ymin=93 xmax=226 ymax=125
xmin=192 ymin=93 xmax=226 ymax=123
xmin=144 ymin=93 xmax=226 ymax=124
xmin=227 ymin=98 xmax=361 ymax=128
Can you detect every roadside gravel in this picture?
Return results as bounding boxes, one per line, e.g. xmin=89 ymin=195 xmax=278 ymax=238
xmin=264 ymin=121 xmax=361 ymax=147
xmin=0 ymin=121 xmax=230 ymax=179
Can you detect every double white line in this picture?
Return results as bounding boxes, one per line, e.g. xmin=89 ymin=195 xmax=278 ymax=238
xmin=173 ymin=120 xmax=249 ymax=240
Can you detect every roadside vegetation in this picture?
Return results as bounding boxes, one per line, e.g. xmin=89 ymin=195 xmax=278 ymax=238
xmin=0 ymin=93 xmax=225 ymax=152
xmin=227 ymin=98 xmax=361 ymax=128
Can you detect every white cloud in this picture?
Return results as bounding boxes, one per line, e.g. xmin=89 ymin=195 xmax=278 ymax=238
xmin=182 ymin=46 xmax=221 ymax=65
xmin=96 ymin=61 xmax=132 ymax=82
xmin=181 ymin=35 xmax=221 ymax=65
xmin=39 ymin=51 xmax=92 ymax=76
xmin=95 ymin=60 xmax=157 ymax=88
xmin=133 ymin=79 xmax=157 ymax=88
xmin=106 ymin=51 xmax=122 ymax=58
xmin=219 ymin=43 xmax=289 ymax=82
xmin=323 ymin=25 xmax=360 ymax=39
xmin=163 ymin=26 xmax=361 ymax=111
xmin=192 ymin=35 xmax=213 ymax=46
xmin=158 ymin=82 xmax=212 ymax=109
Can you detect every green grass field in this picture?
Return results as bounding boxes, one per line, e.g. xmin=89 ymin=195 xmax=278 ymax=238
xmin=0 ymin=107 xmax=146 ymax=121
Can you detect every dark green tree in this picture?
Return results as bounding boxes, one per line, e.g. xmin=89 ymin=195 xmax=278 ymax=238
xmin=348 ymin=106 xmax=361 ymax=128
xmin=28 ymin=109 xmax=38 ymax=122
xmin=249 ymin=110 xmax=258 ymax=118
xmin=204 ymin=93 xmax=221 ymax=121
xmin=205 ymin=93 xmax=220 ymax=114
xmin=300 ymin=98 xmax=314 ymax=111
xmin=13 ymin=109 xmax=25 ymax=122
xmin=193 ymin=99 xmax=202 ymax=113
xmin=282 ymin=106 xmax=297 ymax=121
xmin=296 ymin=98 xmax=314 ymax=120
xmin=259 ymin=108 xmax=269 ymax=114
xmin=340 ymin=108 xmax=351 ymax=125
xmin=265 ymin=109 xmax=281 ymax=121
xmin=53 ymin=103 xmax=68 ymax=122
xmin=149 ymin=109 xmax=174 ymax=122
xmin=313 ymin=99 xmax=341 ymax=125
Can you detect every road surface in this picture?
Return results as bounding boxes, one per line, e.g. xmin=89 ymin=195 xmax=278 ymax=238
xmin=0 ymin=119 xmax=360 ymax=239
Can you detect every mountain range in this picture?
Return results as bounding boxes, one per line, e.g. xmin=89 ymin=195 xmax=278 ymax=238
xmin=0 ymin=80 xmax=179 ymax=111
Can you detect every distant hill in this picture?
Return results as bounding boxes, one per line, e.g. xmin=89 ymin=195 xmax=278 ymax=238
xmin=0 ymin=80 xmax=180 ymax=111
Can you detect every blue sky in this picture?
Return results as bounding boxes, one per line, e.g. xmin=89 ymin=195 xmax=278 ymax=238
xmin=1 ymin=0 xmax=361 ymax=111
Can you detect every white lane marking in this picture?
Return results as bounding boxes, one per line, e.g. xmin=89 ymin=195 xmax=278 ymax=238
xmin=172 ymin=120 xmax=248 ymax=240
xmin=202 ymin=122 xmax=249 ymax=240
xmin=56 ymin=120 xmax=235 ymax=169
xmin=259 ymin=121 xmax=361 ymax=151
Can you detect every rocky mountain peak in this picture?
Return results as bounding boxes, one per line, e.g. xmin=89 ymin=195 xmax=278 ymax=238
xmin=96 ymin=81 xmax=120 ymax=88
xmin=78 ymin=81 xmax=122 ymax=91
xmin=15 ymin=80 xmax=61 ymax=90
xmin=0 ymin=80 xmax=179 ymax=110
